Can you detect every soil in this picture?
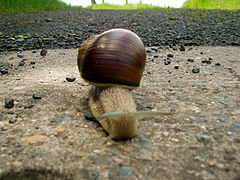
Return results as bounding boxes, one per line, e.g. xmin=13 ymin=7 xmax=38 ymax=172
xmin=0 ymin=45 xmax=240 ymax=180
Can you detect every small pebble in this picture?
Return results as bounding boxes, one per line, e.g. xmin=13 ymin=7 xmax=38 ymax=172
xmin=191 ymin=106 xmax=201 ymax=113
xmin=201 ymin=60 xmax=211 ymax=64
xmin=189 ymin=115 xmax=207 ymax=122
xmin=198 ymin=135 xmax=211 ymax=144
xmin=224 ymin=155 xmax=236 ymax=161
xmin=57 ymin=128 xmax=66 ymax=134
xmin=50 ymin=118 xmax=71 ymax=123
xmin=171 ymin=138 xmax=179 ymax=142
xmin=216 ymin=163 xmax=224 ymax=169
xmin=164 ymin=60 xmax=171 ymax=65
xmin=213 ymin=133 xmax=223 ymax=140
xmin=174 ymin=65 xmax=179 ymax=69
xmin=187 ymin=58 xmax=194 ymax=62
xmin=151 ymin=47 xmax=158 ymax=52
xmin=137 ymin=102 xmax=152 ymax=109
xmin=179 ymin=45 xmax=185 ymax=51
xmin=33 ymin=94 xmax=42 ymax=99
xmin=225 ymin=147 xmax=236 ymax=154
xmin=192 ymin=67 xmax=200 ymax=73
xmin=232 ymin=110 xmax=240 ymax=115
xmin=18 ymin=60 xmax=25 ymax=66
xmin=207 ymin=124 xmax=223 ymax=131
xmin=193 ymin=156 xmax=205 ymax=162
xmin=163 ymin=131 xmax=169 ymax=137
xmin=215 ymin=114 xmax=230 ymax=122
xmin=84 ymin=111 xmax=95 ymax=121
xmin=66 ymin=77 xmax=76 ymax=82
xmin=5 ymin=98 xmax=14 ymax=108
xmin=233 ymin=136 xmax=240 ymax=143
xmin=219 ymin=100 xmax=235 ymax=106
xmin=40 ymin=49 xmax=47 ymax=56
xmin=109 ymin=167 xmax=132 ymax=180
xmin=140 ymin=138 xmax=153 ymax=148
xmin=9 ymin=119 xmax=16 ymax=124
xmin=91 ymin=121 xmax=100 ymax=128
xmin=226 ymin=123 xmax=240 ymax=133
xmin=26 ymin=135 xmax=47 ymax=143
xmin=0 ymin=68 xmax=8 ymax=75
xmin=24 ymin=104 xmax=34 ymax=109
xmin=45 ymin=18 xmax=53 ymax=22
xmin=93 ymin=149 xmax=101 ymax=153
xmin=208 ymin=168 xmax=216 ymax=174
xmin=17 ymin=54 xmax=24 ymax=58
xmin=89 ymin=172 xmax=100 ymax=180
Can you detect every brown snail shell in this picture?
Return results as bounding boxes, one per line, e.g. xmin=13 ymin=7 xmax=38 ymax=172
xmin=77 ymin=28 xmax=146 ymax=89
xmin=77 ymin=29 xmax=173 ymax=140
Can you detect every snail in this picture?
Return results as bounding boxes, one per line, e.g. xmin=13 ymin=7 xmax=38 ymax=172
xmin=77 ymin=28 xmax=173 ymax=140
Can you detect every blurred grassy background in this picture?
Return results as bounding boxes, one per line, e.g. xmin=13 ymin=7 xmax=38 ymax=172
xmin=183 ymin=0 xmax=240 ymax=9
xmin=0 ymin=0 xmax=78 ymax=14
xmin=89 ymin=3 xmax=165 ymax=10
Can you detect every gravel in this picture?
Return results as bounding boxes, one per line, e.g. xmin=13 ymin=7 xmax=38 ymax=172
xmin=0 ymin=68 xmax=8 ymax=75
xmin=140 ymin=138 xmax=154 ymax=148
xmin=24 ymin=104 xmax=34 ymax=109
xmin=192 ymin=67 xmax=200 ymax=73
xmin=109 ymin=166 xmax=132 ymax=180
xmin=4 ymin=98 xmax=14 ymax=108
xmin=66 ymin=77 xmax=76 ymax=82
xmin=40 ymin=49 xmax=48 ymax=56
xmin=189 ymin=115 xmax=208 ymax=122
xmin=0 ymin=9 xmax=239 ymax=52
xmin=198 ymin=134 xmax=212 ymax=144
xmin=32 ymin=94 xmax=42 ymax=99
xmin=50 ymin=118 xmax=72 ymax=122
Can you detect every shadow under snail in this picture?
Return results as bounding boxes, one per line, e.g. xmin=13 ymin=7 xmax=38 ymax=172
xmin=77 ymin=28 xmax=173 ymax=140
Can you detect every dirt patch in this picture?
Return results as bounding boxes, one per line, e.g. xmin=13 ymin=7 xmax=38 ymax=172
xmin=0 ymin=46 xmax=240 ymax=179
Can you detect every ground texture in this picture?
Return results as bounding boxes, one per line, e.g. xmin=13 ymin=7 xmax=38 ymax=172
xmin=0 ymin=9 xmax=240 ymax=180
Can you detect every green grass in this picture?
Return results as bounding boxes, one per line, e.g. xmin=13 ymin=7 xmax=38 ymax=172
xmin=88 ymin=3 xmax=166 ymax=10
xmin=1 ymin=0 xmax=239 ymax=14
xmin=0 ymin=0 xmax=168 ymax=14
xmin=0 ymin=0 xmax=82 ymax=14
xmin=183 ymin=0 xmax=240 ymax=10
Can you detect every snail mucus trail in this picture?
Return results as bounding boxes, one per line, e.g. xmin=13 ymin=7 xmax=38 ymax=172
xmin=77 ymin=29 xmax=173 ymax=140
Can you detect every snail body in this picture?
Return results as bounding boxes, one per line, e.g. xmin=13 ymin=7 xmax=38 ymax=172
xmin=88 ymin=86 xmax=137 ymax=140
xmin=78 ymin=29 xmax=173 ymax=140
